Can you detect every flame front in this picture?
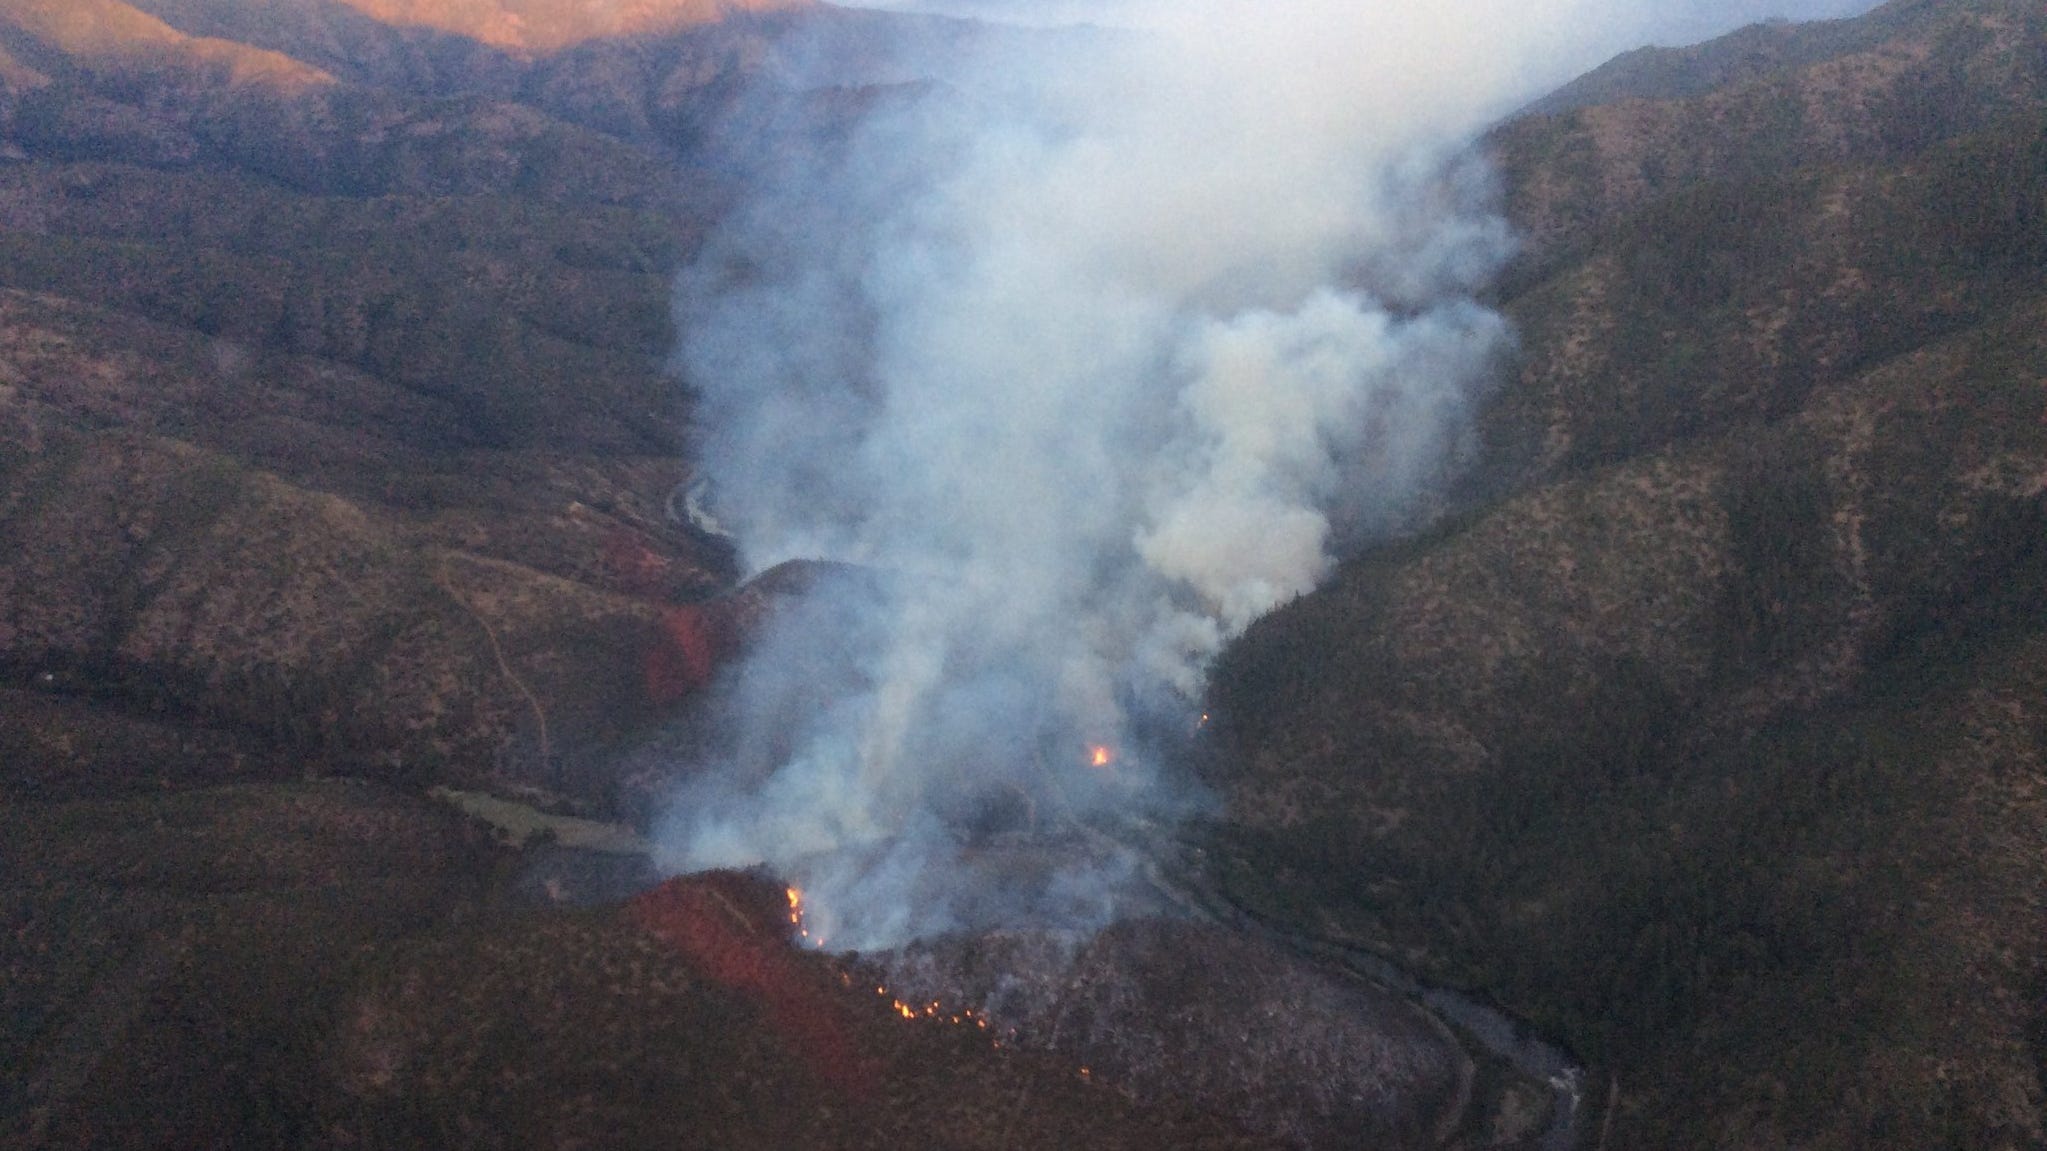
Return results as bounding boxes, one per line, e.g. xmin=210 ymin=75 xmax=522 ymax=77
xmin=1089 ymin=745 xmax=1113 ymax=769
xmin=784 ymin=891 xmax=1071 ymax=1070
xmin=785 ymin=886 xmax=822 ymax=947
xmin=872 ymin=983 xmax=1005 ymax=1040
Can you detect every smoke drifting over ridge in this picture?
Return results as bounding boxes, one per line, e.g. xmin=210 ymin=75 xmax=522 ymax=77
xmin=657 ymin=0 xmax=1754 ymax=949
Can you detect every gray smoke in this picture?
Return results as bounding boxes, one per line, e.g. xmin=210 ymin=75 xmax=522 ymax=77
xmin=655 ymin=0 xmax=1855 ymax=949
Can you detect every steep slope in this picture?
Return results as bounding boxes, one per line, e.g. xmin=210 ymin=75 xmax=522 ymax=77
xmin=319 ymin=0 xmax=812 ymax=55
xmin=1520 ymin=1 xmax=1928 ymax=117
xmin=62 ymin=0 xmax=813 ymax=65
xmin=0 ymin=0 xmax=1011 ymax=823
xmin=0 ymin=0 xmax=334 ymax=91
xmin=1493 ymin=0 xmax=2046 ymax=260
xmin=1481 ymin=98 xmax=2047 ymax=496
xmin=0 ymin=229 xmax=719 ymax=805
xmin=0 ymin=0 xmax=744 ymax=812
xmin=1207 ymin=2 xmax=2047 ymax=1146
xmin=0 ymin=34 xmax=48 ymax=88
xmin=112 ymin=0 xmax=988 ymax=156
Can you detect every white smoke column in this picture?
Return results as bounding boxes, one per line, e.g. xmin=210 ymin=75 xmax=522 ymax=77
xmin=658 ymin=0 xmax=1679 ymax=948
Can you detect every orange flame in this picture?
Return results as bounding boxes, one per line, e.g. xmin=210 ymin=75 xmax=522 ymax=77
xmin=1089 ymin=745 xmax=1113 ymax=769
xmin=785 ymin=886 xmax=822 ymax=947
xmin=871 ymin=983 xmax=1011 ymax=1046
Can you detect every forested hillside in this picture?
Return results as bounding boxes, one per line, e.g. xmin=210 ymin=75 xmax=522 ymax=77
xmin=1210 ymin=0 xmax=2047 ymax=1144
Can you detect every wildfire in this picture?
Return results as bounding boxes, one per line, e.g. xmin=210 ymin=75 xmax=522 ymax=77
xmin=1089 ymin=745 xmax=1114 ymax=769
xmin=871 ymin=983 xmax=1006 ymax=1043
xmin=776 ymin=884 xmax=1095 ymax=1084
xmin=785 ymin=886 xmax=823 ymax=948
xmin=781 ymin=886 xmax=1067 ymax=1068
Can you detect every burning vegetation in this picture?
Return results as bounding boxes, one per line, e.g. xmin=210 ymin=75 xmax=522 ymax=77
xmin=875 ymin=916 xmax=1485 ymax=1149
xmin=601 ymin=868 xmax=1296 ymax=1150
xmin=627 ymin=870 xmax=1038 ymax=1091
xmin=788 ymin=879 xmax=1019 ymax=1047
xmin=633 ymin=865 xmax=1519 ymax=1145
xmin=321 ymin=864 xmax=1283 ymax=1150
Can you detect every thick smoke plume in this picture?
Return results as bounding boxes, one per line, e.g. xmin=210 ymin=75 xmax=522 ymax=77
xmin=656 ymin=0 xmax=1844 ymax=949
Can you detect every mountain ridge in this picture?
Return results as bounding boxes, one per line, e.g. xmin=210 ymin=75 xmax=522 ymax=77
xmin=313 ymin=0 xmax=814 ymax=53
xmin=1209 ymin=2 xmax=2047 ymax=1143
xmin=0 ymin=0 xmax=336 ymax=90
